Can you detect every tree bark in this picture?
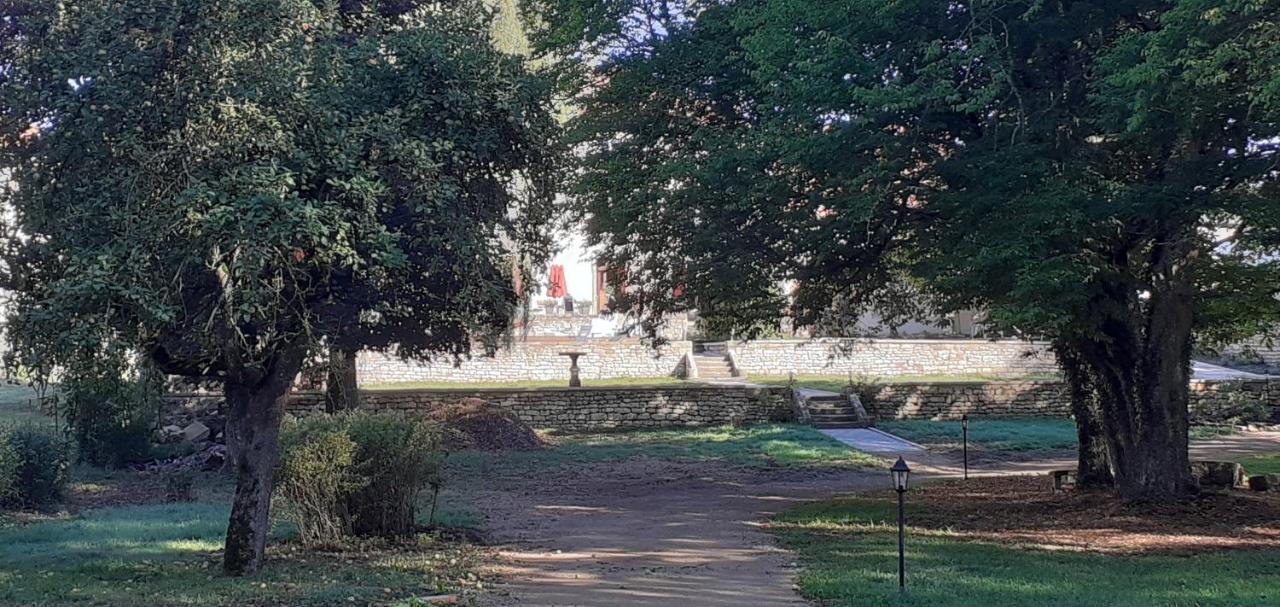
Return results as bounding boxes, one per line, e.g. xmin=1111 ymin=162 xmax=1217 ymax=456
xmin=222 ymin=348 xmax=306 ymax=576
xmin=1070 ymin=226 xmax=1199 ymax=500
xmin=1056 ymin=344 xmax=1113 ymax=488
xmin=324 ymin=346 xmax=359 ymax=413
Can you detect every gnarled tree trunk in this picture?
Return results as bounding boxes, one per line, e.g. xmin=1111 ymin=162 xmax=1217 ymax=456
xmin=222 ymin=347 xmax=306 ymax=576
xmin=324 ymin=346 xmax=359 ymax=413
xmin=1056 ymin=344 xmax=1113 ymax=488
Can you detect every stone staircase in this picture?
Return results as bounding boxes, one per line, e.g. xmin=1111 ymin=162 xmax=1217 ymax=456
xmin=799 ymin=390 xmax=872 ymax=429
xmin=692 ymin=352 xmax=737 ymax=381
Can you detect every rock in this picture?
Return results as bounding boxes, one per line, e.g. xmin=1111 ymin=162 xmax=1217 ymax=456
xmin=201 ymin=444 xmax=227 ymax=471
xmin=1247 ymin=474 xmax=1279 ymax=492
xmin=181 ymin=421 xmax=210 ymax=443
xmin=1191 ymin=461 xmax=1246 ymax=490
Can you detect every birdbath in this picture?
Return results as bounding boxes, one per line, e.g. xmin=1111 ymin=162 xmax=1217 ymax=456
xmin=559 ymin=351 xmax=586 ymax=387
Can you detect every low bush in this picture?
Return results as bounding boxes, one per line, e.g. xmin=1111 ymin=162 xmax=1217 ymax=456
xmin=61 ymin=361 xmax=163 ymax=468
xmin=278 ymin=413 xmax=445 ymax=546
xmin=0 ymin=424 xmax=72 ymax=510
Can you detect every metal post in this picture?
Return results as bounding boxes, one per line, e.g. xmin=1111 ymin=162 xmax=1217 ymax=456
xmin=897 ymin=487 xmax=906 ymax=589
xmin=962 ymin=415 xmax=969 ymax=481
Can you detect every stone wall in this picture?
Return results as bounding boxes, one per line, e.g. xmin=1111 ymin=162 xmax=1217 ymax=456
xmin=862 ymin=378 xmax=1280 ymax=422
xmin=724 ymin=338 xmax=1058 ymax=378
xmin=289 ymin=384 xmax=791 ymax=431
xmin=517 ymin=313 xmax=691 ymax=341
xmin=1220 ymin=336 xmax=1280 ymax=372
xmin=282 ymin=378 xmax=1280 ymax=431
xmin=358 ymin=339 xmax=692 ymax=384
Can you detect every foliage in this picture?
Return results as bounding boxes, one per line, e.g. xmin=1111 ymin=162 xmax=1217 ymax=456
xmin=1241 ymin=454 xmax=1280 ymax=476
xmin=278 ymin=413 xmax=446 ymax=544
xmin=0 ymin=0 xmax=559 ymax=571
xmin=0 ymin=424 xmax=72 ymax=510
xmin=529 ymin=0 xmax=1280 ymax=496
xmin=61 ymin=357 xmax=164 ymax=468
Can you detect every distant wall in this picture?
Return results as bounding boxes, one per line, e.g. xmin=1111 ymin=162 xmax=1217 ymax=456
xmin=357 ymin=339 xmax=692 ymax=384
xmin=290 ymin=384 xmax=790 ymax=431
xmin=1219 ymin=336 xmax=1280 ymax=372
xmin=862 ymin=378 xmax=1280 ymax=422
xmin=724 ymin=339 xmax=1058 ymax=378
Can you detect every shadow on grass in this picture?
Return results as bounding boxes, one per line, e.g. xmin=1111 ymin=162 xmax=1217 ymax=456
xmin=0 ymin=501 xmax=482 ymax=607
xmin=773 ymin=497 xmax=1280 ymax=607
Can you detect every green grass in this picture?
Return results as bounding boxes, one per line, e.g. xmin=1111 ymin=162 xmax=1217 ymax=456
xmin=363 ymin=376 xmax=693 ymax=390
xmin=749 ymin=374 xmax=1060 ymax=393
xmin=0 ymin=502 xmax=484 ymax=606
xmin=771 ymin=497 xmax=1280 ymax=607
xmin=876 ymin=418 xmax=1078 ymax=453
xmin=1241 ymin=454 xmax=1280 ymax=475
xmin=452 ymin=423 xmax=878 ymax=474
xmin=0 ymin=383 xmax=57 ymax=427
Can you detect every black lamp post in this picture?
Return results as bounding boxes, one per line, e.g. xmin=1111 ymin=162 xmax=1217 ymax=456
xmin=961 ymin=414 xmax=969 ymax=480
xmin=890 ymin=456 xmax=911 ymax=590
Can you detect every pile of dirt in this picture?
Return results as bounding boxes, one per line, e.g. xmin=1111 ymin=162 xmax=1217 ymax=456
xmin=892 ymin=476 xmax=1280 ymax=555
xmin=428 ymin=398 xmax=545 ymax=452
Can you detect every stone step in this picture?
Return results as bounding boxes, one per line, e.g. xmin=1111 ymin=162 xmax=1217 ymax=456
xmin=814 ymin=420 xmax=873 ymax=429
xmin=809 ymin=413 xmax=867 ymax=422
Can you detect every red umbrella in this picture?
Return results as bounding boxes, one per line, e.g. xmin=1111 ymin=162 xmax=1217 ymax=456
xmin=547 ymin=264 xmax=568 ymax=298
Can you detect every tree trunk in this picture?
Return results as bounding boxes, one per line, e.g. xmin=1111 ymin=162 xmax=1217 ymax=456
xmin=222 ymin=348 xmax=306 ymax=576
xmin=1072 ymin=227 xmax=1199 ymax=500
xmin=1056 ymin=344 xmax=1113 ymax=488
xmin=324 ymin=346 xmax=359 ymax=413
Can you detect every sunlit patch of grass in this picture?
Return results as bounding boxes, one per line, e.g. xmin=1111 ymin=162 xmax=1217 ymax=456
xmin=363 ymin=376 xmax=693 ymax=390
xmin=876 ymin=418 xmax=1078 ymax=453
xmin=749 ymin=374 xmax=1062 ymax=393
xmin=452 ymin=423 xmax=878 ymax=474
xmin=1242 ymin=454 xmax=1280 ymax=475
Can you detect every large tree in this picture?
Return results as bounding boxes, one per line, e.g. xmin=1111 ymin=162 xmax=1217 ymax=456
xmin=0 ymin=0 xmax=560 ymax=574
xmin=529 ymin=0 xmax=1280 ymax=497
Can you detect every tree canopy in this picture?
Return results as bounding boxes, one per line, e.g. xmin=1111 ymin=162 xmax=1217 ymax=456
xmin=531 ymin=0 xmax=1280 ymax=496
xmin=0 ymin=0 xmax=560 ymax=573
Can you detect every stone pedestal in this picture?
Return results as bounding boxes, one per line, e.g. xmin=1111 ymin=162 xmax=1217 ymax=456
xmin=559 ymin=352 xmax=585 ymax=387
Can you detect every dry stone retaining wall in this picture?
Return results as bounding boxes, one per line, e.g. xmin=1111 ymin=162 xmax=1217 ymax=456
xmin=863 ymin=378 xmax=1280 ymax=422
xmin=286 ymin=379 xmax=1280 ymax=431
xmin=724 ymin=338 xmax=1058 ymax=377
xmin=289 ymin=384 xmax=790 ymax=431
xmin=357 ymin=339 xmax=692 ymax=384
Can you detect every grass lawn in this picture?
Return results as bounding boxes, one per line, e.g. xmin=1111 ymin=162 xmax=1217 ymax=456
xmin=771 ymin=492 xmax=1280 ymax=607
xmin=1242 ymin=453 xmax=1280 ymax=475
xmin=877 ymin=417 xmax=1077 ymax=453
xmin=453 ymin=423 xmax=879 ymax=473
xmin=363 ymin=376 xmax=692 ymax=390
xmin=748 ymin=374 xmax=1060 ymax=393
xmin=874 ymin=417 xmax=1240 ymax=455
xmin=0 ymin=501 xmax=487 ymax=606
xmin=0 ymin=383 xmax=58 ymax=427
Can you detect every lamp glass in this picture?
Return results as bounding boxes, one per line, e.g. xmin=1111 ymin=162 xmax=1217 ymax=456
xmin=890 ymin=457 xmax=911 ymax=491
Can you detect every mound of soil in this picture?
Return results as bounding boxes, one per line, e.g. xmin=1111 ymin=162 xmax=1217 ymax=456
xmin=894 ymin=476 xmax=1280 ymax=555
xmin=428 ymin=398 xmax=544 ymax=452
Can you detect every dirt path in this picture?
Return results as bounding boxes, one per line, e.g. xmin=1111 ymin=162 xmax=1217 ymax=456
xmin=457 ymin=459 xmax=882 ymax=607
xmin=459 ymin=430 xmax=1280 ymax=606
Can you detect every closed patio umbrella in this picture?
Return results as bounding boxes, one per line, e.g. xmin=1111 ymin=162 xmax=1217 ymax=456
xmin=547 ymin=264 xmax=567 ymax=298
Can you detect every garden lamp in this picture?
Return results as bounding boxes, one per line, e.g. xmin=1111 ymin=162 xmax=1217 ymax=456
xmin=890 ymin=456 xmax=911 ymax=589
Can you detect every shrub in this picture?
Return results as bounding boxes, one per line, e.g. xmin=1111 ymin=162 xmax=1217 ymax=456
xmin=278 ymin=413 xmax=444 ymax=545
xmin=0 ymin=424 xmax=72 ymax=510
xmin=62 ymin=363 xmax=161 ymax=468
